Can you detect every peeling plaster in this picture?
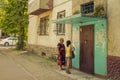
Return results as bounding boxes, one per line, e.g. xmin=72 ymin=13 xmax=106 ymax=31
xmin=95 ymin=31 xmax=106 ymax=52
xmin=73 ymin=26 xmax=79 ymax=46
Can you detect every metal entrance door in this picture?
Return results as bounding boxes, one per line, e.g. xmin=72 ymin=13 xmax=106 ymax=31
xmin=80 ymin=25 xmax=94 ymax=74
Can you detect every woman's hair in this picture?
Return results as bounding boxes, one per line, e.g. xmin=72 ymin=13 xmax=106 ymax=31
xmin=66 ymin=40 xmax=71 ymax=47
xmin=59 ymin=38 xmax=64 ymax=42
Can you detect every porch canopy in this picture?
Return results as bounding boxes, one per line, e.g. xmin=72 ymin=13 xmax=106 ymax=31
xmin=52 ymin=14 xmax=106 ymax=24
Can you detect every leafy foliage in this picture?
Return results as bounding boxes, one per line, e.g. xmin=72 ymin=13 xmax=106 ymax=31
xmin=0 ymin=0 xmax=28 ymax=50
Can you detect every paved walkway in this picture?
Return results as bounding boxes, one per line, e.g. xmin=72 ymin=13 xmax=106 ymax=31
xmin=56 ymin=69 xmax=106 ymax=80
xmin=0 ymin=52 xmax=34 ymax=80
xmin=0 ymin=48 xmax=106 ymax=80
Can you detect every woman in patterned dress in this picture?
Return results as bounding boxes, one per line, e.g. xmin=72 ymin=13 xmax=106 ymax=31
xmin=57 ymin=38 xmax=65 ymax=70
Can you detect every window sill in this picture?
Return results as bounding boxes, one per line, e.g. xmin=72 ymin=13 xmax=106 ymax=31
xmin=56 ymin=34 xmax=65 ymax=36
xmin=38 ymin=34 xmax=49 ymax=36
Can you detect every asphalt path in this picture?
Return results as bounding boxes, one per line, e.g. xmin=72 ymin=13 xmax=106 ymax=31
xmin=0 ymin=52 xmax=35 ymax=80
xmin=0 ymin=45 xmax=15 ymax=49
xmin=0 ymin=48 xmax=105 ymax=80
xmin=0 ymin=49 xmax=74 ymax=80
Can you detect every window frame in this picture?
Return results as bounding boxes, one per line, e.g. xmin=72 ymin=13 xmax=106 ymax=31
xmin=56 ymin=10 xmax=65 ymax=35
xmin=81 ymin=1 xmax=94 ymax=14
xmin=39 ymin=16 xmax=49 ymax=35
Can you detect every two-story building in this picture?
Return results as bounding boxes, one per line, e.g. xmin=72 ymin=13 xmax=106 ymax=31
xmin=28 ymin=0 xmax=120 ymax=79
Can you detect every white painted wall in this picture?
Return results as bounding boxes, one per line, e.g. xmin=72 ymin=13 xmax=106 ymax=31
xmin=28 ymin=0 xmax=72 ymax=48
xmin=28 ymin=15 xmax=38 ymax=45
xmin=51 ymin=0 xmax=72 ymax=47
xmin=54 ymin=0 xmax=72 ymax=7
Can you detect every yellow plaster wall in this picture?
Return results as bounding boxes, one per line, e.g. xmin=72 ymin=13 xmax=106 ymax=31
xmin=108 ymin=0 xmax=120 ymax=56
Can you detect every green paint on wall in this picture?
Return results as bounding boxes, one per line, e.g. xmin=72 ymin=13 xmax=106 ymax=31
xmin=94 ymin=20 xmax=107 ymax=75
xmin=72 ymin=46 xmax=80 ymax=68
xmin=72 ymin=24 xmax=80 ymax=68
xmin=72 ymin=19 xmax=107 ymax=75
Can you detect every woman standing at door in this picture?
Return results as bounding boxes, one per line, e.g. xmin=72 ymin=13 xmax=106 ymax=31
xmin=57 ymin=38 xmax=65 ymax=70
xmin=65 ymin=40 xmax=73 ymax=74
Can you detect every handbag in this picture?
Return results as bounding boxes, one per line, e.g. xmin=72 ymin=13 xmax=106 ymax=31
xmin=72 ymin=51 xmax=75 ymax=58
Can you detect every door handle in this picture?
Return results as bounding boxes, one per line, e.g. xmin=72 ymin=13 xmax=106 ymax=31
xmin=84 ymin=40 xmax=87 ymax=44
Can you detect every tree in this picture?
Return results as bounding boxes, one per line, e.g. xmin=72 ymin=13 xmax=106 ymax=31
xmin=0 ymin=0 xmax=28 ymax=50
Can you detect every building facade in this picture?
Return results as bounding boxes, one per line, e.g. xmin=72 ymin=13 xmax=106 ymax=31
xmin=28 ymin=0 xmax=120 ymax=79
xmin=107 ymin=0 xmax=120 ymax=79
xmin=53 ymin=0 xmax=107 ymax=77
xmin=28 ymin=0 xmax=72 ymax=57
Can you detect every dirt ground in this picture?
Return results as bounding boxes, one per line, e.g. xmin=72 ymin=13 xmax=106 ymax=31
xmin=0 ymin=48 xmax=106 ymax=80
xmin=0 ymin=48 xmax=74 ymax=80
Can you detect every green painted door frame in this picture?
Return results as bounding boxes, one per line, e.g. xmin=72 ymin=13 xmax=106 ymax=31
xmin=72 ymin=19 xmax=107 ymax=76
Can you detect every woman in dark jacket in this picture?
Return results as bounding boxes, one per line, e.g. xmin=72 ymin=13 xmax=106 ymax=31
xmin=57 ymin=38 xmax=65 ymax=70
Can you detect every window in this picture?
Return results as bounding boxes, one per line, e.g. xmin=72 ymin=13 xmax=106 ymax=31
xmin=81 ymin=1 xmax=94 ymax=14
xmin=56 ymin=10 xmax=65 ymax=35
xmin=39 ymin=16 xmax=49 ymax=35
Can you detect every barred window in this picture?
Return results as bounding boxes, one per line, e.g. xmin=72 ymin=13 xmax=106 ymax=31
xmin=39 ymin=16 xmax=49 ymax=35
xmin=81 ymin=1 xmax=94 ymax=14
xmin=56 ymin=10 xmax=65 ymax=35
